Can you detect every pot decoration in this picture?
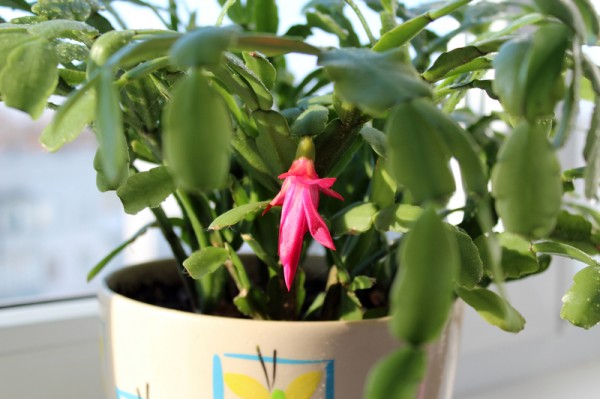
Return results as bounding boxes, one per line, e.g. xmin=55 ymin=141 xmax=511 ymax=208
xmin=99 ymin=260 xmax=463 ymax=399
xmin=2 ymin=0 xmax=600 ymax=398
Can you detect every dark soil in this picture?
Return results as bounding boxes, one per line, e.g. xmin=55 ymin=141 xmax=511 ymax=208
xmin=113 ymin=277 xmax=194 ymax=312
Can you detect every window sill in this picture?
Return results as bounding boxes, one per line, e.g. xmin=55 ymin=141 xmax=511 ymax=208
xmin=0 ymin=298 xmax=104 ymax=399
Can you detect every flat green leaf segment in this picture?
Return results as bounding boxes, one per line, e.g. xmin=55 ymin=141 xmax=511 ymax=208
xmin=28 ymin=19 xmax=98 ymax=38
xmin=533 ymin=241 xmax=599 ymax=268
xmin=408 ymin=99 xmax=487 ymax=196
xmin=0 ymin=37 xmax=57 ymax=119
xmin=476 ymin=233 xmax=543 ymax=280
xmin=456 ymin=287 xmax=525 ymax=332
xmin=423 ymin=40 xmax=502 ymax=83
xmin=95 ymin=68 xmax=129 ymax=187
xmin=184 ymin=247 xmax=230 ymax=279
xmin=254 ymin=0 xmax=278 ymax=34
xmin=163 ymin=70 xmax=232 ymax=192
xmin=385 ymin=100 xmax=455 ymax=203
xmin=550 ymin=210 xmax=600 ymax=254
xmin=0 ymin=0 xmax=31 ymax=11
xmin=359 ymin=126 xmax=387 ymax=158
xmin=117 ymin=167 xmax=176 ymax=215
xmin=40 ymin=86 xmax=96 ymax=151
xmin=253 ymin=109 xmax=295 ymax=174
xmin=562 ymin=266 xmax=600 ymax=329
xmin=209 ymin=201 xmax=271 ymax=230
xmin=390 ymin=207 xmax=458 ymax=345
xmin=170 ymin=26 xmax=237 ymax=67
xmin=374 ymin=204 xmax=422 ymax=233
xmin=493 ymin=22 xmax=570 ymax=121
xmin=243 ymin=51 xmax=276 ymax=90
xmin=318 ymin=48 xmax=432 ymax=115
xmin=32 ymin=0 xmax=100 ymax=21
xmin=291 ymin=105 xmax=329 ymax=137
xmin=534 ymin=0 xmax=599 ymax=45
xmin=364 ymin=347 xmax=426 ymax=399
xmin=491 ymin=121 xmax=562 ymax=238
xmin=332 ymin=202 xmax=378 ymax=236
xmin=449 ymin=226 xmax=483 ymax=289
xmin=373 ymin=0 xmax=473 ymax=52
xmin=87 ymin=221 xmax=156 ymax=281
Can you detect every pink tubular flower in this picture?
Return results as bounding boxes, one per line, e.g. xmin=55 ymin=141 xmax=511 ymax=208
xmin=264 ymin=156 xmax=343 ymax=291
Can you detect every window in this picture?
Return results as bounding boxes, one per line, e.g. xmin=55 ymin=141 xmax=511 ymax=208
xmin=0 ymin=105 xmax=126 ymax=306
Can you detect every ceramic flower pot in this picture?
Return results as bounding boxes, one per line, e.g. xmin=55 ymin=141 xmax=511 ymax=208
xmin=99 ymin=260 xmax=463 ymax=399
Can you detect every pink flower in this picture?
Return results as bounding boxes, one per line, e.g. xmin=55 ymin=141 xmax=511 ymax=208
xmin=264 ymin=157 xmax=343 ymax=291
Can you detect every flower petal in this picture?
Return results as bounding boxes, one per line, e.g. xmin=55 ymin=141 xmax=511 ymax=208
xmin=320 ymin=186 xmax=344 ymax=201
xmin=316 ymin=177 xmax=337 ymax=188
xmin=279 ymin=183 xmax=307 ymax=290
xmin=303 ymin=186 xmax=335 ymax=250
xmin=263 ymin=156 xmax=343 ymax=291
xmin=263 ymin=178 xmax=290 ymax=215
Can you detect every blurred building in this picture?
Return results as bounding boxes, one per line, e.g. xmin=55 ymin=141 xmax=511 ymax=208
xmin=0 ymin=105 xmax=124 ymax=304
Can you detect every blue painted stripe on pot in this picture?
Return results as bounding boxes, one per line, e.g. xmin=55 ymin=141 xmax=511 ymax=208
xmin=212 ymin=355 xmax=224 ymax=399
xmin=325 ymin=360 xmax=335 ymax=399
xmin=223 ymin=353 xmax=329 ymax=365
xmin=116 ymin=388 xmax=142 ymax=399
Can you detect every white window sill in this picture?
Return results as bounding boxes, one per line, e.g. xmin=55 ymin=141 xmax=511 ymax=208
xmin=458 ymin=356 xmax=600 ymax=399
xmin=0 ymin=298 xmax=104 ymax=399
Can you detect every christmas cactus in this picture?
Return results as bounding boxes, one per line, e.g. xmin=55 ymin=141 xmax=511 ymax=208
xmin=1 ymin=0 xmax=600 ymax=396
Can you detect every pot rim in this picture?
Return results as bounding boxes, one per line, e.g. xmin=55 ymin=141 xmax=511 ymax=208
xmin=99 ymin=259 xmax=392 ymax=328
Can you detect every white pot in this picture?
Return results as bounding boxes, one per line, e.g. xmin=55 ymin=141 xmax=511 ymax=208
xmin=99 ymin=260 xmax=462 ymax=399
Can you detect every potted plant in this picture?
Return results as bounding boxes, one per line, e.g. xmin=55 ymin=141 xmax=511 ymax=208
xmin=2 ymin=0 xmax=600 ymax=397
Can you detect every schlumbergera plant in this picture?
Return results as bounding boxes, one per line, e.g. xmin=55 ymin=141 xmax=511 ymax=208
xmin=3 ymin=0 xmax=600 ymax=395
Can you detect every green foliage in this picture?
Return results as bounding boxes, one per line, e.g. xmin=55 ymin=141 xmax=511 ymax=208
xmin=534 ymin=0 xmax=599 ymax=45
xmin=290 ymin=105 xmax=329 ymax=137
xmin=87 ymin=221 xmax=156 ymax=281
xmin=374 ymin=204 xmax=422 ymax=233
xmin=0 ymin=0 xmax=31 ymax=11
xmin=491 ymin=121 xmax=562 ymax=238
xmin=390 ymin=206 xmax=458 ymax=345
xmin=532 ymin=241 xmax=599 ymax=268
xmin=385 ymin=100 xmax=455 ymax=204
xmin=331 ymin=202 xmax=378 ymax=235
xmin=183 ymin=247 xmax=230 ymax=279
xmin=209 ymin=201 xmax=270 ymax=230
xmin=409 ymin=98 xmax=487 ymax=196
xmin=170 ymin=27 xmax=236 ymax=68
xmin=364 ymin=347 xmax=426 ymax=399
xmin=31 ymin=0 xmax=100 ymax=21
xmin=318 ymin=48 xmax=432 ymax=115
xmin=456 ymin=287 xmax=525 ymax=332
xmin=95 ymin=68 xmax=129 ymax=187
xmin=423 ymin=40 xmax=503 ymax=83
xmin=550 ymin=210 xmax=599 ymax=253
xmin=116 ymin=167 xmax=176 ymax=215
xmin=493 ymin=23 xmax=571 ymax=121
xmin=372 ymin=0 xmax=472 ymax=52
xmin=253 ymin=0 xmax=278 ymax=34
xmin=242 ymin=51 xmax=276 ymax=90
xmin=561 ymin=265 xmax=600 ymax=329
xmin=448 ymin=225 xmax=483 ymax=288
xmin=0 ymin=38 xmax=57 ymax=118
xmin=163 ymin=70 xmax=232 ymax=192
xmin=358 ymin=125 xmax=386 ymax=158
xmin=89 ymin=30 xmax=135 ymax=69
xmin=253 ymin=109 xmax=296 ymax=174
xmin=40 ymin=85 xmax=96 ymax=151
